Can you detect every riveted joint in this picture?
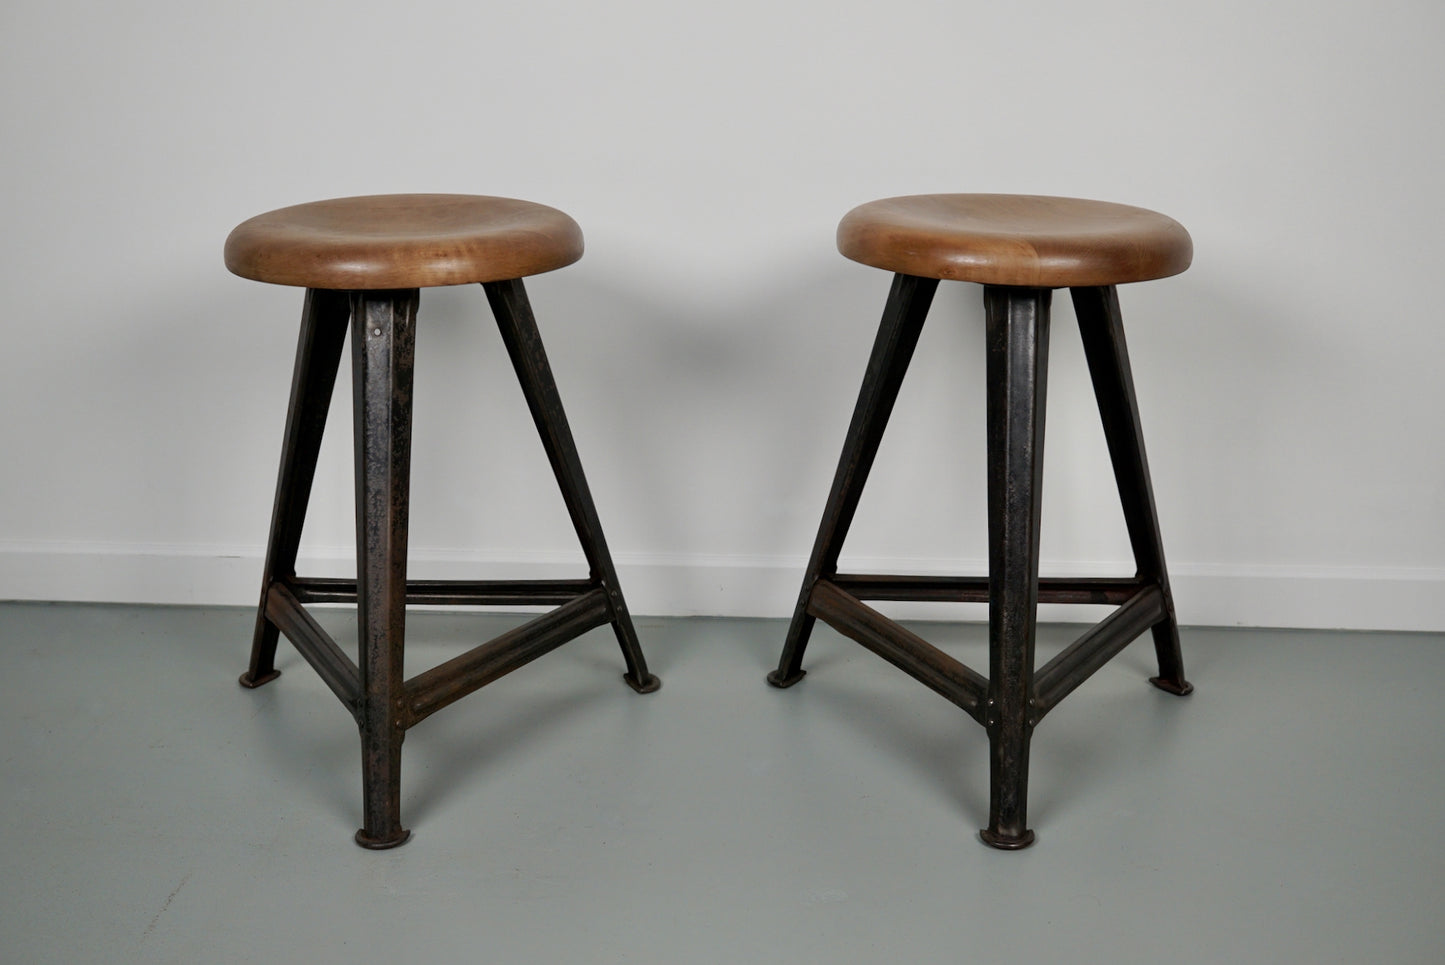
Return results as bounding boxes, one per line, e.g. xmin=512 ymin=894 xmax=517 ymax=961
xmin=1150 ymin=581 xmax=1176 ymax=616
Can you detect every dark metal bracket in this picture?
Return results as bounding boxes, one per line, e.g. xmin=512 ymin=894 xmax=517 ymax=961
xmin=805 ymin=575 xmax=1167 ymax=729
xmin=259 ymin=577 xmax=619 ymax=728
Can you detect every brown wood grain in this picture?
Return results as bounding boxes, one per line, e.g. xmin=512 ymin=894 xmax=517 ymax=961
xmin=836 ymin=194 xmax=1191 ymax=287
xmin=224 ymin=194 xmax=584 ymax=289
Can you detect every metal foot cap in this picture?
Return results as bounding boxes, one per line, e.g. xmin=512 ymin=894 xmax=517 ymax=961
xmin=1150 ymin=676 xmax=1194 ymax=696
xmin=766 ymin=668 xmax=806 ymax=689
xmin=979 ymin=828 xmax=1036 ymax=850
xmin=625 ymin=673 xmax=661 ymax=694
xmin=238 ymin=669 xmax=281 ymax=689
xmin=355 ymin=827 xmax=411 ymax=850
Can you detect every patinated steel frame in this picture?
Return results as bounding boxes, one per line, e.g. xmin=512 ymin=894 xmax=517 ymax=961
xmin=241 ymin=279 xmax=659 ymax=849
xmin=768 ymin=274 xmax=1192 ymax=849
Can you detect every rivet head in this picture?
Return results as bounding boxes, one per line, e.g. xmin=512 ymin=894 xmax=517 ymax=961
xmin=372 ymin=328 xmax=382 ymax=336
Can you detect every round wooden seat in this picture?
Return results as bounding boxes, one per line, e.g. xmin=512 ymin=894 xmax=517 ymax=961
xmin=224 ymin=194 xmax=584 ymax=290
xmin=837 ymin=194 xmax=1192 ymax=288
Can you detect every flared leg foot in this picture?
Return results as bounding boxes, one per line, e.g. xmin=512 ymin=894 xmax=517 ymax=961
xmin=354 ymin=827 xmax=411 ymax=850
xmin=1149 ymin=675 xmax=1194 ymax=696
xmin=625 ymin=672 xmax=661 ymax=694
xmin=766 ymin=668 xmax=807 ymax=688
xmin=979 ymin=827 xmax=1036 ymax=850
xmin=238 ymin=668 xmax=282 ymax=689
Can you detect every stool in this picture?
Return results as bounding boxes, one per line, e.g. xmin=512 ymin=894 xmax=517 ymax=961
xmin=768 ymin=194 xmax=1194 ymax=849
xmin=225 ymin=194 xmax=660 ymax=849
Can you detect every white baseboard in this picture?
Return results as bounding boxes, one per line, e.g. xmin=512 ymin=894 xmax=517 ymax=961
xmin=0 ymin=541 xmax=1440 ymax=632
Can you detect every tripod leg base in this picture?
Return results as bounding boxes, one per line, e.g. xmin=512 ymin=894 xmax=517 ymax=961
xmin=766 ymin=668 xmax=807 ymax=689
xmin=625 ymin=672 xmax=661 ymax=694
xmin=238 ymin=669 xmax=282 ymax=689
xmin=354 ymin=827 xmax=411 ymax=850
xmin=979 ymin=827 xmax=1036 ymax=850
xmin=1149 ymin=676 xmax=1194 ymax=696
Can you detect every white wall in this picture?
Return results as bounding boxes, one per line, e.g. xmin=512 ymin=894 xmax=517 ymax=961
xmin=1 ymin=0 xmax=1441 ymax=629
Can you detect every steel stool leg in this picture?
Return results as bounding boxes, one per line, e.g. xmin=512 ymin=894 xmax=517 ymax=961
xmin=242 ymin=289 xmax=350 ymax=689
xmin=768 ymin=273 xmax=939 ymax=687
xmin=980 ymin=285 xmax=1051 ymax=849
xmin=484 ymin=279 xmax=660 ymax=694
xmin=1071 ymin=286 xmax=1193 ymax=696
xmin=350 ymin=290 xmax=419 ymax=849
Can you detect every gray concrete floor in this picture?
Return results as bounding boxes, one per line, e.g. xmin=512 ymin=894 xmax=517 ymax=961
xmin=1 ymin=601 xmax=1442 ymax=963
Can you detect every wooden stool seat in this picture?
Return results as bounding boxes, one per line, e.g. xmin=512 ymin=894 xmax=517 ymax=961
xmin=837 ymin=194 xmax=1193 ymax=288
xmin=224 ymin=194 xmax=584 ymax=290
